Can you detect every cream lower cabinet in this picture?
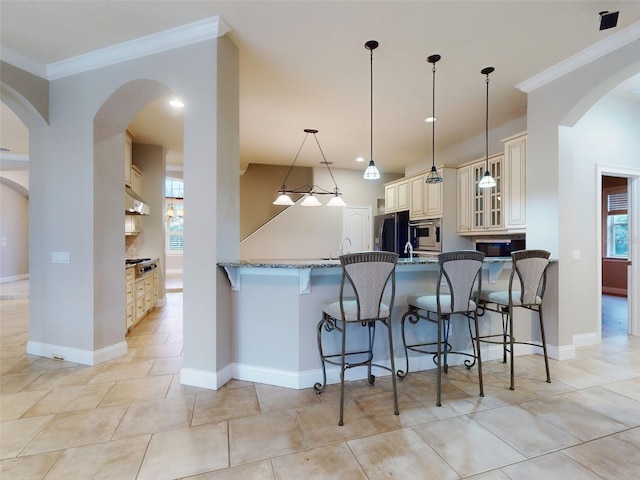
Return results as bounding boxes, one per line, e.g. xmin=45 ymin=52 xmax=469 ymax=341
xmin=127 ymin=269 xmax=157 ymax=331
xmin=125 ymin=268 xmax=135 ymax=330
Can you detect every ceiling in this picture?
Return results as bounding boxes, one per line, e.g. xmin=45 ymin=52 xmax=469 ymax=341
xmin=2 ymin=1 xmax=640 ymax=174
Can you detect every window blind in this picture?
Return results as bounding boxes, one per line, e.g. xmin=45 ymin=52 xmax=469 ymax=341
xmin=608 ymin=192 xmax=628 ymax=214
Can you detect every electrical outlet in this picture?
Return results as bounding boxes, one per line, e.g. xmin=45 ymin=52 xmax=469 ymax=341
xmin=52 ymin=252 xmax=70 ymax=264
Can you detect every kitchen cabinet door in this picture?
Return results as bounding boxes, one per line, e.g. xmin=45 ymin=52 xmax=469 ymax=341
xmin=409 ymin=174 xmax=426 ymax=219
xmin=397 ymin=180 xmax=410 ymax=212
xmin=385 ymin=184 xmax=397 ymax=212
xmin=471 ymin=155 xmax=503 ymax=232
xmin=457 ymin=165 xmax=472 ymax=233
xmin=425 ymin=170 xmax=443 ymax=218
xmin=504 ymin=133 xmax=527 ymax=230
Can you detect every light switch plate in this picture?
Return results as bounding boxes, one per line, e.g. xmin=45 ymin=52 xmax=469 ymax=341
xmin=572 ymin=250 xmax=581 ymax=261
xmin=52 ymin=252 xmax=70 ymax=264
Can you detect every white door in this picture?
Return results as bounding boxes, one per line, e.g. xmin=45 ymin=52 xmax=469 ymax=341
xmin=343 ymin=205 xmax=372 ymax=253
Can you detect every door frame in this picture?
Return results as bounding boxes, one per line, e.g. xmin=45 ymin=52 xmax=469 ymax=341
xmin=596 ymin=165 xmax=640 ymax=340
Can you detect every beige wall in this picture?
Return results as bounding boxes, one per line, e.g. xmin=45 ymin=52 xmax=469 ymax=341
xmin=240 ymin=166 xmax=401 ymax=260
xmin=0 ymin=181 xmax=28 ymax=280
xmin=240 ymin=163 xmax=313 ymax=239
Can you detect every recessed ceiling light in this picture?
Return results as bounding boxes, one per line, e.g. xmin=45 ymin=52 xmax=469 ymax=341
xmin=356 ymin=156 xmax=365 ymax=162
xmin=425 ymin=117 xmax=437 ymax=123
xmin=169 ymin=99 xmax=184 ymax=108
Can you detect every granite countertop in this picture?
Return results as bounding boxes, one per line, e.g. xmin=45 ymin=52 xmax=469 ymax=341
xmin=218 ymin=256 xmax=514 ymax=269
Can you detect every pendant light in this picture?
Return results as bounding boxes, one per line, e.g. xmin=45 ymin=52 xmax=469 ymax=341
xmin=363 ymin=40 xmax=381 ymax=180
xmin=273 ymin=129 xmax=346 ymax=207
xmin=425 ymin=54 xmax=443 ymax=184
xmin=478 ymin=66 xmax=497 ymax=189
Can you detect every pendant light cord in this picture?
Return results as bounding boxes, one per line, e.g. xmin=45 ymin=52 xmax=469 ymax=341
xmin=370 ymin=47 xmax=374 ymax=164
xmin=432 ymin=62 xmax=436 ymax=168
xmin=485 ymin=74 xmax=489 ymax=168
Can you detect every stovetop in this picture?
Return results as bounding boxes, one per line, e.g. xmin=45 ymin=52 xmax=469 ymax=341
xmin=125 ymin=258 xmax=151 ymax=265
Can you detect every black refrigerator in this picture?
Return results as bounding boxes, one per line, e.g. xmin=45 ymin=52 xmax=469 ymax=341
xmin=373 ymin=210 xmax=410 ymax=258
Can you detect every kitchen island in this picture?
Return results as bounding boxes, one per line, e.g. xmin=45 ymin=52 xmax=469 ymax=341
xmin=219 ymin=257 xmax=537 ymax=390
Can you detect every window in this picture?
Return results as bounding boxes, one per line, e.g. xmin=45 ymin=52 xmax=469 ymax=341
xmin=165 ymin=178 xmax=184 ymax=254
xmin=605 ymin=187 xmax=628 ymax=258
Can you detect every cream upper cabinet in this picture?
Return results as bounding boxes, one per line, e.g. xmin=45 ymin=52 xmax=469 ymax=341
xmin=409 ymin=174 xmax=426 ymax=218
xmin=397 ymin=179 xmax=409 ymax=211
xmin=124 ymin=130 xmax=133 ymax=187
xmin=131 ymin=165 xmax=142 ymax=194
xmin=457 ymin=132 xmax=527 ymax=235
xmin=385 ymin=179 xmax=409 ymax=213
xmin=471 ymin=154 xmax=503 ymax=232
xmin=410 ymin=169 xmax=444 ymax=220
xmin=457 ymin=165 xmax=472 ymax=232
xmin=425 ymin=171 xmax=443 ymax=218
xmin=384 ymin=184 xmax=397 ymax=212
xmin=503 ymin=133 xmax=527 ymax=230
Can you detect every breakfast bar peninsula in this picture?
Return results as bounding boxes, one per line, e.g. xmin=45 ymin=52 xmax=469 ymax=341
xmin=219 ymin=256 xmax=547 ymax=390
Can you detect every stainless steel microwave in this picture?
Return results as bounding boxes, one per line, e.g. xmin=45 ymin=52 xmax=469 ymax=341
xmin=475 ymin=238 xmax=525 ymax=257
xmin=409 ymin=219 xmax=441 ymax=253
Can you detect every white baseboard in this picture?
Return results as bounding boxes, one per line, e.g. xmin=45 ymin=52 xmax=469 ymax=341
xmin=179 ymin=342 xmax=574 ymax=392
xmin=573 ymin=332 xmax=598 ymax=347
xmin=0 ymin=273 xmax=29 ymax=283
xmin=180 ymin=365 xmax=233 ymax=391
xmin=26 ymin=340 xmax=127 ymax=366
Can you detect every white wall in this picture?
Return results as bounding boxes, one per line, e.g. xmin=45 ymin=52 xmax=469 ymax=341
xmin=2 ymin=28 xmax=239 ymax=376
xmin=568 ymin=93 xmax=640 ymax=337
xmin=526 ymin=37 xmax=640 ymax=351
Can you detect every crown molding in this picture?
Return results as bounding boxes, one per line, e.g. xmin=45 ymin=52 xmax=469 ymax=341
xmin=517 ymin=21 xmax=640 ymax=93
xmin=0 ymin=47 xmax=49 ymax=79
xmin=46 ymin=16 xmax=230 ymax=80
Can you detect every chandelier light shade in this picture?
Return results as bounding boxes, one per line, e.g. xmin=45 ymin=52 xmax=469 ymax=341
xmin=478 ymin=66 xmax=497 ymax=189
xmin=425 ymin=54 xmax=443 ymax=185
xmin=272 ymin=129 xmax=346 ymax=207
xmin=363 ymin=40 xmax=381 ymax=180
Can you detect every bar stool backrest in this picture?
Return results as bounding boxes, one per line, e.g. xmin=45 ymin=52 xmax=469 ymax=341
xmin=340 ymin=252 xmax=399 ymax=321
xmin=438 ymin=250 xmax=485 ymax=313
xmin=510 ymin=249 xmax=551 ymax=305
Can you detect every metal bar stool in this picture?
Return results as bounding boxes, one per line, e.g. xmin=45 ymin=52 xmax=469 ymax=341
xmin=397 ymin=250 xmax=485 ymax=406
xmin=314 ymin=251 xmax=399 ymax=426
xmin=478 ymin=249 xmax=551 ymax=390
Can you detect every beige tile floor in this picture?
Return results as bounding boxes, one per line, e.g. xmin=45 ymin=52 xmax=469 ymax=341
xmin=1 ymin=288 xmax=639 ymax=479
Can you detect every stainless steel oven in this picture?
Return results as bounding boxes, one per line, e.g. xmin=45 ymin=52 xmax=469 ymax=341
xmin=408 ymin=219 xmax=441 ymax=253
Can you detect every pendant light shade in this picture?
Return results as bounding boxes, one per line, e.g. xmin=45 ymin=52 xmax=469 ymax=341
xmin=300 ymin=193 xmax=322 ymax=207
xmin=363 ymin=40 xmax=381 ymax=180
xmin=479 ymin=66 xmax=497 ymax=189
xmin=425 ymin=54 xmax=443 ymax=185
xmin=272 ymin=129 xmax=347 ymax=207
